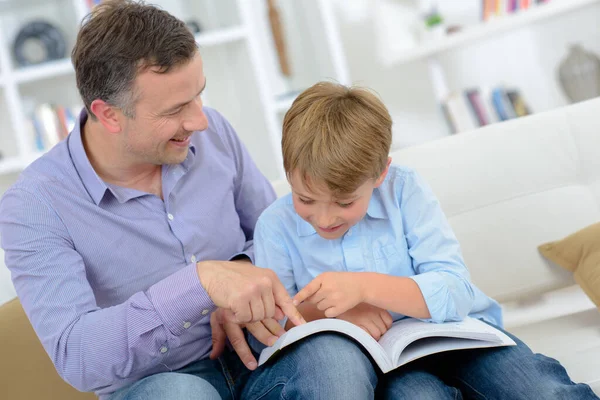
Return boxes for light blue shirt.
[254,164,502,327]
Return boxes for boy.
[251,82,598,399]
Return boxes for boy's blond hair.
[282,81,392,196]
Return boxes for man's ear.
[375,157,392,188]
[89,99,123,134]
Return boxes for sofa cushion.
[538,222,600,308]
[0,298,96,399]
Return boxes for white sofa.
[272,98,600,393]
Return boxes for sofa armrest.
[0,298,96,399]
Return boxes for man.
[0,1,305,398]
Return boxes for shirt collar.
[366,188,388,219]
[68,109,109,205]
[296,214,317,237]
[68,108,197,205]
[295,188,388,237]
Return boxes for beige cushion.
[0,298,96,399]
[538,222,600,308]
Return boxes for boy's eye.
[299,197,314,205]
[337,202,354,208]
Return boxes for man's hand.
[293,272,366,318]
[197,260,305,326]
[210,308,286,370]
[337,303,393,340]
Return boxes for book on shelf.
[482,0,550,22]
[259,316,516,373]
[29,103,81,152]
[441,86,530,134]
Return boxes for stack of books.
[441,87,531,134]
[482,0,551,21]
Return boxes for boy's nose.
[315,214,337,228]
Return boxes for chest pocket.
[373,240,411,274]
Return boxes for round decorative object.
[12,20,67,67]
[557,44,600,103]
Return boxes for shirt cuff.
[147,263,216,336]
[409,273,448,323]
[230,240,255,263]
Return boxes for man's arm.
[0,188,302,391]
[0,188,214,392]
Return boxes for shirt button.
[183,321,191,329]
[201,309,210,316]
[159,346,168,354]
[347,230,352,237]
[190,255,197,263]
[167,213,174,221]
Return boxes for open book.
[258,316,516,373]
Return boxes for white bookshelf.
[194,25,248,47]
[12,58,74,84]
[382,0,600,67]
[0,0,351,182]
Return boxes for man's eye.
[337,202,354,208]
[167,109,181,116]
[299,198,314,205]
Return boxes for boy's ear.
[374,157,392,188]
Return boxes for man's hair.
[282,81,392,196]
[71,0,197,119]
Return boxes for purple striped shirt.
[0,108,276,397]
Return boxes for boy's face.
[290,158,391,240]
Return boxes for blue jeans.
[111,324,598,400]
[243,323,599,400]
[376,326,598,399]
[109,348,252,400]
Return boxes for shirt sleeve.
[398,170,475,323]
[0,188,216,392]
[215,112,277,263]
[254,216,297,297]
[250,215,296,350]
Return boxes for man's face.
[119,52,208,165]
[289,170,380,240]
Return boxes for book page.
[395,336,515,368]
[258,318,393,372]
[378,317,514,366]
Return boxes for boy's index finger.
[293,278,321,306]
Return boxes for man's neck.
[82,119,163,198]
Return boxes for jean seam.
[249,381,287,400]
[217,356,236,400]
[454,377,488,400]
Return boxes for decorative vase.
[557,44,600,103]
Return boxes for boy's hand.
[293,272,365,317]
[337,303,393,340]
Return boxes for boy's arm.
[394,170,475,323]
[360,274,430,319]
